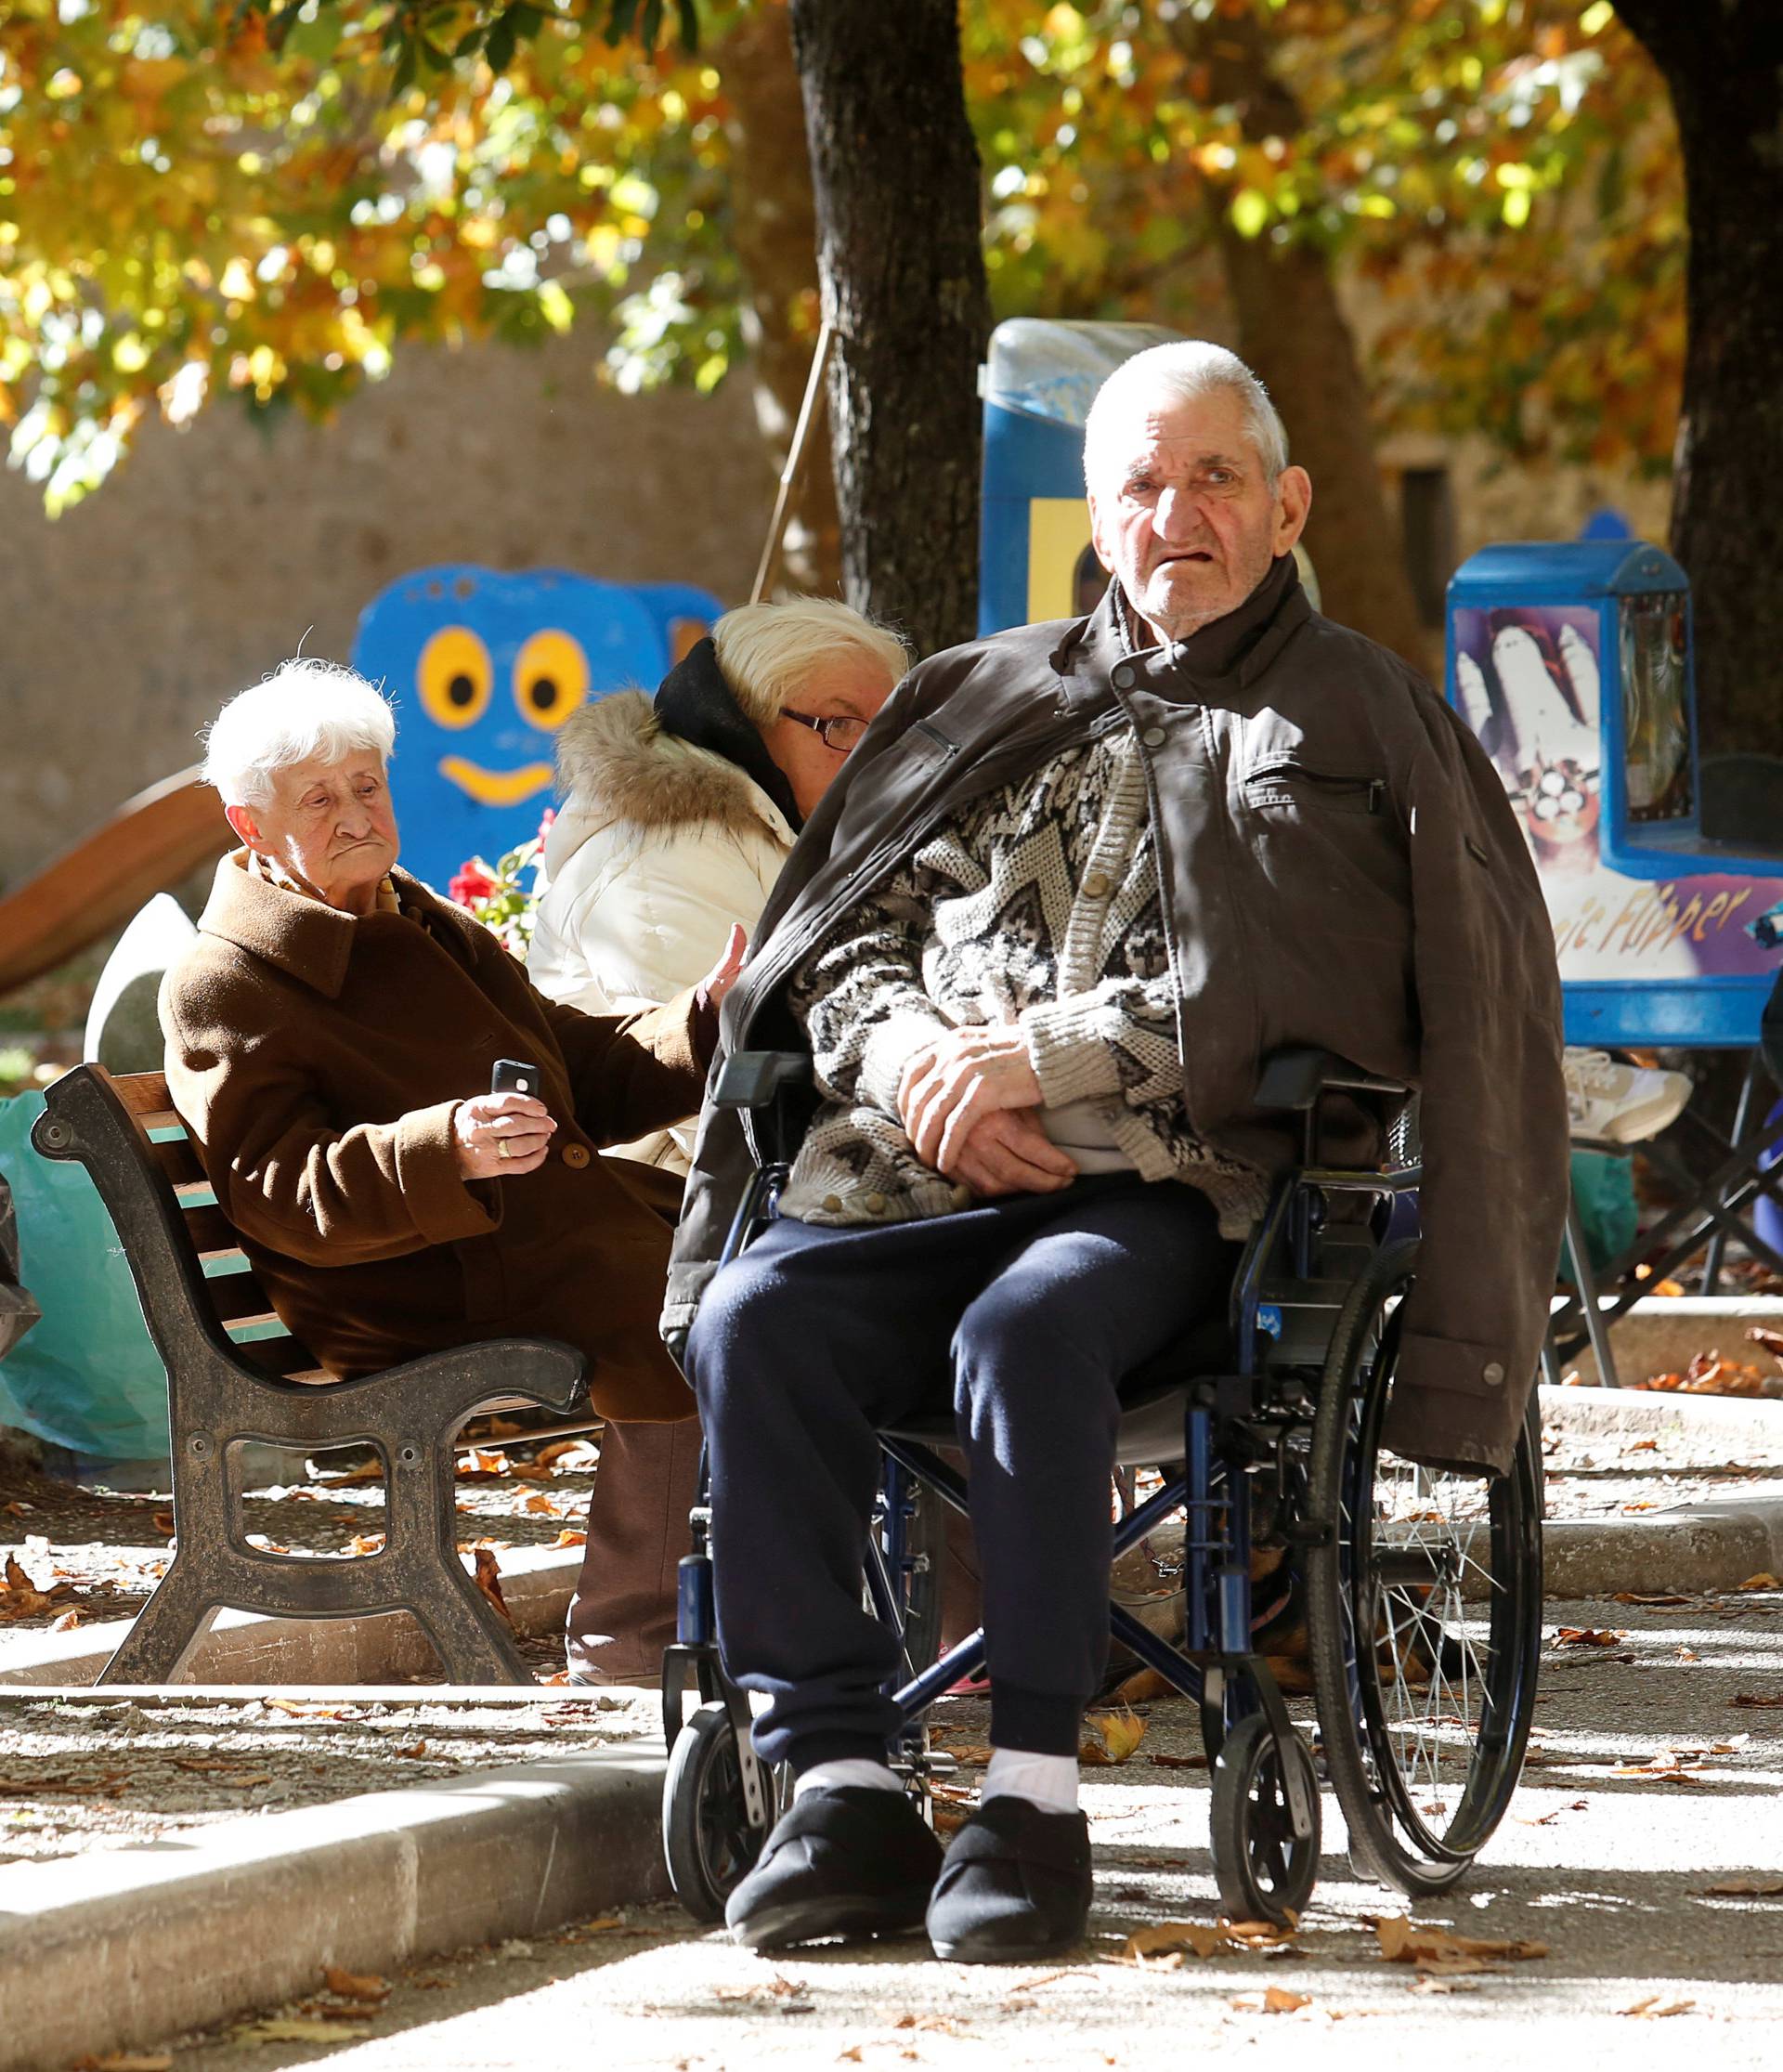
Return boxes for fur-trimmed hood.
[544,690,793,879]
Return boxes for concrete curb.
[1543,1501,1783,1596]
[0,1544,582,1688]
[1539,1380,1783,1452]
[0,1744,670,2072]
[1553,1294,1783,1388]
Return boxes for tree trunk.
[717,3,841,596]
[1168,8,1431,673]
[1613,0,1783,758]
[787,0,992,658]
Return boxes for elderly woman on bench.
[162,659,739,1629]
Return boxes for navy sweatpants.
[684,1175,1238,1769]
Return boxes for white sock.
[793,1757,902,1800]
[982,1748,1080,1814]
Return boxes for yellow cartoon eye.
[514,629,590,732]
[417,626,492,730]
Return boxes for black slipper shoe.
[925,1796,1092,1963]
[725,1786,944,1951]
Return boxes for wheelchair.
[660,1047,1543,1928]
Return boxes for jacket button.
[1142,725,1167,749]
[562,1143,591,1169]
[1481,1360,1505,1387]
[865,1192,888,1214]
[823,1192,844,1214]
[1112,662,1136,690]
[1083,871,1111,900]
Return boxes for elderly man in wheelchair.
[660,341,1568,1962]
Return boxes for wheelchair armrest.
[1255,1045,1408,1112]
[713,1049,813,1113]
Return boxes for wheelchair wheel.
[1208,1714,1321,1925]
[663,1701,780,1923]
[1306,1240,1542,1897]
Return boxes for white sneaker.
[1563,1049,1692,1143]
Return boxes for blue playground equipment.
[352,565,722,894]
[1445,541,1783,1049]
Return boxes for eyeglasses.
[782,709,870,753]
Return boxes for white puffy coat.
[530,691,795,1170]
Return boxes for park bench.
[30,1063,592,1684]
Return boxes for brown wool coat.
[160,854,704,1421]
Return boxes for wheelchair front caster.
[663,1701,783,1922]
[1209,1714,1321,1925]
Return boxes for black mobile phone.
[490,1059,542,1099]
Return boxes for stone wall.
[0,334,773,893]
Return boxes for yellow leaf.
[236,2018,372,2043]
[1079,1707,1146,1765]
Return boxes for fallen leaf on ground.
[1621,1997,1695,2017]
[150,1512,175,1535]
[236,2018,373,2043]
[896,2013,965,2033]
[1623,1438,1659,1453]
[1149,1752,1207,1769]
[716,1975,810,2010]
[1080,1708,1147,1766]
[536,1439,599,1470]
[458,1448,512,1478]
[74,2055,175,2070]
[550,1528,587,1547]
[319,1460,384,1486]
[261,1698,348,1719]
[1553,1627,1625,1648]
[1373,1917,1546,1966]
[1614,1592,1692,1606]
[1737,1573,1782,1591]
[323,1966,389,2000]
[1731,1693,1783,1708]
[1229,1987,1310,2014]
[507,1460,553,1481]
[49,1609,82,1631]
[1700,1878,1783,1896]
[1409,1974,1479,1996]
[1121,1918,1295,1964]
[1519,1799,1590,1826]
[468,1545,511,1623]
[345,1533,385,1557]
[392,1740,427,1759]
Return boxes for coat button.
[823,1192,844,1214]
[865,1192,888,1214]
[1142,725,1167,749]
[1083,871,1111,900]
[1482,1360,1505,1387]
[1112,662,1136,690]
[562,1143,591,1169]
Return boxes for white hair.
[1084,341,1289,492]
[712,596,910,727]
[201,658,396,810]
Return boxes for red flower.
[449,862,496,907]
[537,806,557,838]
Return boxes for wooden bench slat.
[182,1204,235,1253]
[156,1138,209,1188]
[207,1274,278,1327]
[112,1073,174,1117]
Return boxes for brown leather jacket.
[668,556,1567,1474]
[164,854,706,1421]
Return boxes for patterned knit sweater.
[779,723,1268,1238]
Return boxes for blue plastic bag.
[0,1090,170,1459]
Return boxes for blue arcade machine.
[1445,541,1783,1050]
[977,319,1322,638]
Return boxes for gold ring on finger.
[496,1136,513,1161]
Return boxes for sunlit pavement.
[168,1591,1783,2072]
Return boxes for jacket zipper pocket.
[1245,760,1384,814]
[911,720,959,762]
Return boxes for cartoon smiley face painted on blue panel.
[351,565,719,893]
